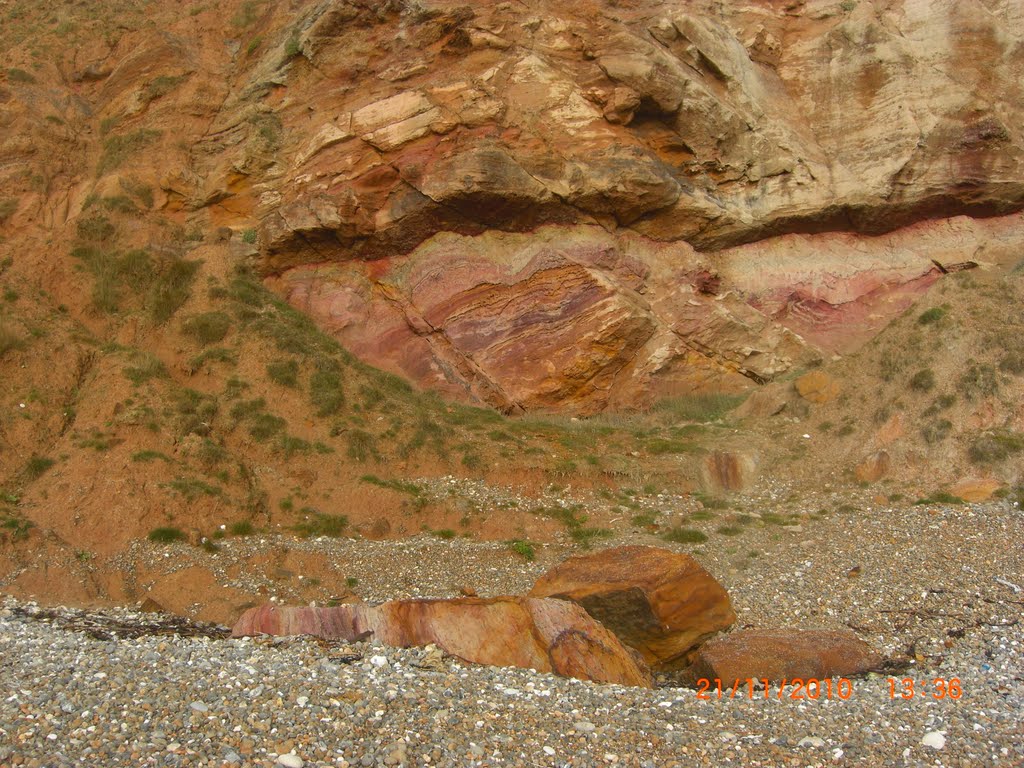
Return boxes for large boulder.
[528,545,735,667]
[683,629,882,684]
[232,597,652,688]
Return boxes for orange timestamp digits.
[888,677,963,700]
[696,678,854,700]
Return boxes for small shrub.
[631,513,656,528]
[232,0,261,26]
[248,413,286,441]
[166,477,222,500]
[279,434,312,458]
[148,259,200,324]
[284,31,301,58]
[310,369,344,416]
[7,68,36,84]
[241,228,258,244]
[123,355,168,385]
[229,520,255,536]
[761,512,800,526]
[294,512,349,538]
[0,322,25,358]
[432,528,457,540]
[914,492,964,506]
[2,514,34,542]
[196,439,227,467]
[360,474,422,497]
[958,362,998,400]
[346,576,359,588]
[646,438,699,455]
[132,450,173,463]
[148,527,186,544]
[716,525,744,536]
[347,430,379,462]
[230,397,265,421]
[662,527,708,544]
[998,350,1024,375]
[267,359,299,387]
[98,130,161,175]
[25,456,55,480]
[246,36,263,56]
[909,369,936,392]
[921,419,953,444]
[507,539,536,561]
[0,198,17,223]
[189,347,237,371]
[968,430,1024,464]
[693,491,728,510]
[917,307,946,325]
[461,452,484,471]
[182,312,231,345]
[75,215,116,242]
[142,74,185,103]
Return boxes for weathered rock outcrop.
[682,629,883,684]
[232,597,653,688]
[243,0,1024,412]
[5,0,1024,412]
[529,545,735,666]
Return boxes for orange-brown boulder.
[684,629,881,684]
[528,545,735,667]
[795,371,841,404]
[854,450,891,483]
[948,477,1002,502]
[232,597,652,688]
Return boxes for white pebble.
[277,755,304,768]
[798,737,826,748]
[543,746,556,756]
[370,655,389,668]
[921,731,946,750]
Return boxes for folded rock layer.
[232,597,653,688]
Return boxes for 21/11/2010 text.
[696,678,853,700]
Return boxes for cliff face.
[4,0,1024,412]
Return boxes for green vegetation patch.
[360,474,423,497]
[98,129,161,175]
[507,539,536,561]
[968,430,1024,464]
[294,512,348,538]
[182,312,231,345]
[267,359,299,387]
[148,527,186,544]
[662,527,708,544]
[917,307,947,325]
[24,455,55,480]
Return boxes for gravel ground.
[1,498,1022,767]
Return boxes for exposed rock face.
[232,597,652,688]
[5,0,1024,412]
[683,629,882,684]
[528,546,735,667]
[248,0,1024,412]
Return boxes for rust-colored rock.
[685,629,882,684]
[854,450,892,483]
[232,597,652,688]
[795,371,841,404]
[948,478,1002,502]
[528,546,734,667]
[703,451,758,492]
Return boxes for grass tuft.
[148,527,186,544]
